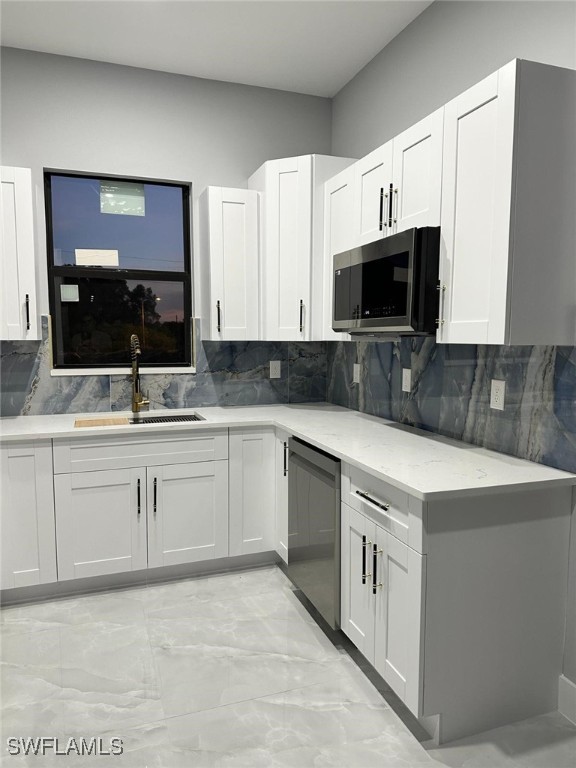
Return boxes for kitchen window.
[45,171,192,369]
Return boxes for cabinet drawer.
[53,429,228,474]
[342,464,424,553]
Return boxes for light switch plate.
[353,363,361,384]
[490,379,506,410]
[402,368,412,392]
[269,361,281,379]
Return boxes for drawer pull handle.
[25,294,31,331]
[283,441,288,477]
[372,543,383,594]
[356,490,390,512]
[299,299,304,334]
[361,535,372,584]
[137,478,141,515]
[153,477,158,516]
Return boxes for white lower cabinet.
[229,428,275,556]
[147,461,228,568]
[54,468,148,580]
[0,441,57,589]
[55,461,229,580]
[341,501,424,714]
[52,430,230,581]
[275,429,289,563]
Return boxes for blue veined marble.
[0,340,42,417]
[0,318,111,416]
[1,318,327,416]
[288,342,327,403]
[111,340,290,412]
[326,339,576,473]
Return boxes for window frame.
[44,169,193,370]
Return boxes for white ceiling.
[0,0,433,97]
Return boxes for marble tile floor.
[1,565,575,767]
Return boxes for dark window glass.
[45,172,191,368]
[53,276,186,366]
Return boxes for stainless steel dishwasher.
[287,437,341,629]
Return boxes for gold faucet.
[130,334,150,415]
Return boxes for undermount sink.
[74,413,206,428]
[129,413,205,424]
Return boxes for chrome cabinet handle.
[372,543,383,594]
[379,188,388,231]
[299,300,304,333]
[216,301,222,333]
[361,535,372,584]
[387,183,394,228]
[137,478,141,515]
[25,294,30,331]
[393,188,398,225]
[283,442,288,477]
[356,490,390,512]
[435,283,446,329]
[153,477,157,516]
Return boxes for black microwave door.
[358,250,411,326]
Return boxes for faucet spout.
[130,334,150,415]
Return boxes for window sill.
[50,366,197,377]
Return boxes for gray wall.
[332,0,576,157]
[0,47,332,317]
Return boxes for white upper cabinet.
[322,166,354,340]
[199,186,259,340]
[438,59,576,345]
[352,142,393,245]
[0,166,40,340]
[250,156,312,340]
[350,110,443,246]
[249,154,354,341]
[391,108,443,234]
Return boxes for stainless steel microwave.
[332,227,440,335]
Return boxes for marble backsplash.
[0,318,327,417]
[326,338,576,474]
[2,320,574,475]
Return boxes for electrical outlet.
[269,361,281,379]
[490,379,506,411]
[353,363,361,384]
[402,368,412,393]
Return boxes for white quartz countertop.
[1,404,574,500]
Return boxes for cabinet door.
[229,429,275,556]
[322,167,353,340]
[0,167,39,340]
[147,461,228,568]
[391,108,444,234]
[263,156,312,340]
[352,142,393,246]
[438,62,516,344]
[0,442,57,589]
[205,187,259,340]
[275,430,289,563]
[54,468,147,580]
[340,503,376,663]
[373,526,425,716]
